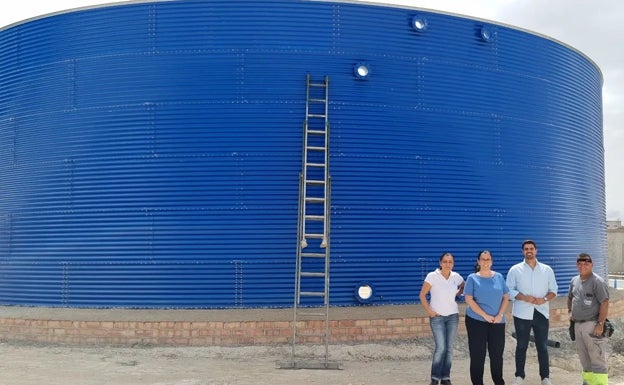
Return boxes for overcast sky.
[1,0,622,220]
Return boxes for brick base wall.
[1,289,623,346]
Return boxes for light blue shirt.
[506,260,558,320]
[465,272,509,323]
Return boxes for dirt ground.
[1,327,623,385]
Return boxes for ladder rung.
[309,98,326,103]
[309,82,326,87]
[300,272,326,277]
[307,130,326,135]
[305,179,325,185]
[308,114,326,118]
[304,233,324,239]
[300,291,325,297]
[306,162,325,168]
[305,215,325,221]
[305,197,325,203]
[301,252,326,258]
[306,146,325,151]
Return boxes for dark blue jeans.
[513,309,550,380]
[465,315,506,385]
[429,313,459,380]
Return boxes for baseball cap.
[577,254,592,263]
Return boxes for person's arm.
[457,281,465,297]
[505,268,519,301]
[464,294,495,323]
[493,293,509,323]
[536,291,555,305]
[515,292,537,303]
[542,266,558,304]
[544,292,556,301]
[593,299,609,336]
[567,279,579,320]
[507,266,540,303]
[419,281,437,317]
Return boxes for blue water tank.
[0,0,604,308]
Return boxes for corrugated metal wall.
[0,0,604,308]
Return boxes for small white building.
[607,220,624,273]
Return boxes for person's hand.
[493,314,503,323]
[593,323,604,337]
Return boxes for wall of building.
[608,224,624,273]
[1,289,622,346]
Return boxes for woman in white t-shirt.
[419,252,465,385]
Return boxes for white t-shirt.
[424,269,464,316]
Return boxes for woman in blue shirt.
[464,250,510,385]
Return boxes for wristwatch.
[597,321,604,325]
[543,297,548,302]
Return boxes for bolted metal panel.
[0,0,604,308]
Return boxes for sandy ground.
[1,327,623,385]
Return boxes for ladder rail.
[321,77,331,365]
[321,76,330,249]
[282,74,336,369]
[291,173,305,360]
[299,74,312,249]
[322,176,331,365]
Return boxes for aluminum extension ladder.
[278,75,339,370]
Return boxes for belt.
[574,319,597,323]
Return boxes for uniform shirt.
[569,272,609,321]
[506,260,558,320]
[464,271,509,323]
[424,269,464,316]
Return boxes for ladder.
[279,75,338,369]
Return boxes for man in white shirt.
[506,240,558,385]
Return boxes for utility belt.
[570,318,614,339]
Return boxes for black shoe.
[441,380,452,385]
[430,380,439,385]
